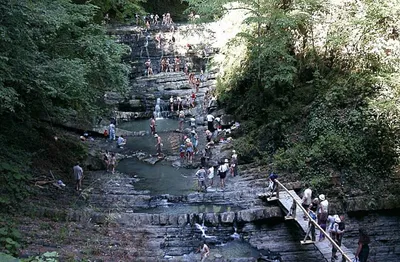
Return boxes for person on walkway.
[73,162,84,191]
[178,110,185,131]
[301,184,312,220]
[150,116,156,135]
[285,198,297,219]
[206,114,214,132]
[318,208,328,242]
[318,194,329,226]
[109,153,117,174]
[154,134,162,157]
[303,204,317,242]
[117,135,126,149]
[217,159,229,189]
[330,215,346,262]
[195,166,207,192]
[355,228,370,262]
[230,150,238,177]
[266,173,279,198]
[109,122,116,141]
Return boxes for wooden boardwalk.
[277,190,355,262]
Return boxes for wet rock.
[204,213,219,226]
[172,160,182,168]
[237,207,281,222]
[220,212,235,224]
[143,156,163,165]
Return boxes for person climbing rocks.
[195,166,207,192]
[154,134,162,157]
[206,113,214,132]
[150,116,156,135]
[197,241,210,261]
[73,162,84,191]
[205,129,212,143]
[190,130,198,155]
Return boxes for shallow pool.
[117,158,196,195]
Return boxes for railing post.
[274,180,352,262]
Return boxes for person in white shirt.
[206,114,214,132]
[117,135,126,148]
[302,184,312,219]
[218,159,229,189]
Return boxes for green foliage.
[0,218,21,256]
[0,0,128,207]
[87,0,146,22]
[188,0,400,193]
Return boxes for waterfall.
[194,222,216,239]
[154,98,162,119]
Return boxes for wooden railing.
[274,180,352,262]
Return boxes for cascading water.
[154,98,162,119]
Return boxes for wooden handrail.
[274,179,352,262]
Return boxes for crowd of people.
[281,185,371,262]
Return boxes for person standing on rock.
[207,165,215,188]
[217,159,229,190]
[150,116,156,135]
[103,150,110,172]
[230,150,238,177]
[195,166,207,192]
[109,153,117,174]
[178,110,185,131]
[109,122,116,141]
[73,162,84,191]
[185,138,194,163]
[301,184,312,220]
[169,95,174,112]
[154,134,162,157]
[177,96,182,111]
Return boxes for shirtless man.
[150,116,156,135]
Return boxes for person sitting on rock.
[117,135,126,148]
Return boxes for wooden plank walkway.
[277,190,355,262]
